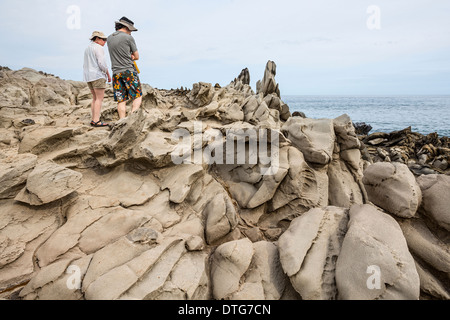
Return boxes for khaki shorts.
[87,78,107,90]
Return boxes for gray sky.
[1,0,449,95]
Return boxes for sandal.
[90,120,110,127]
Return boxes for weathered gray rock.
[397,218,450,276]
[188,82,215,107]
[117,238,207,300]
[271,147,322,211]
[19,127,77,155]
[256,61,280,98]
[20,255,93,300]
[336,204,420,300]
[363,162,422,218]
[0,200,62,293]
[90,166,160,208]
[415,261,450,300]
[0,153,37,199]
[416,174,450,231]
[130,130,176,168]
[21,236,210,300]
[278,207,349,300]
[328,156,365,208]
[203,193,238,245]
[160,164,204,204]
[211,239,288,300]
[30,77,76,107]
[98,109,147,167]
[333,114,361,151]
[1,64,445,301]
[282,117,335,165]
[15,161,82,206]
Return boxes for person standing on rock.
[83,31,112,127]
[107,17,143,119]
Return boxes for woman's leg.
[90,89,97,122]
[92,88,105,123]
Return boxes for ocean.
[283,95,450,138]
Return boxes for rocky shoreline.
[357,125,450,176]
[0,63,448,300]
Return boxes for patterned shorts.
[113,70,143,102]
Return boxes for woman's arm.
[94,45,109,75]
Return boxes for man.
[107,17,142,119]
[83,31,112,127]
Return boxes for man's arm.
[129,36,139,61]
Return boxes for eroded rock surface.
[0,63,447,300]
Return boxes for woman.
[83,31,112,127]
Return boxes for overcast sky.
[0,0,449,95]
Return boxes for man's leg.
[113,73,128,120]
[117,101,127,119]
[130,71,143,114]
[131,96,142,113]
[93,88,105,123]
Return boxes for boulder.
[282,117,335,165]
[0,200,62,292]
[416,174,450,231]
[211,239,288,300]
[160,164,204,204]
[328,156,365,208]
[363,162,422,218]
[203,193,238,245]
[0,153,37,199]
[19,127,77,155]
[336,204,420,300]
[98,109,147,167]
[278,207,349,300]
[271,147,322,211]
[333,114,361,151]
[15,161,82,206]
[397,218,450,276]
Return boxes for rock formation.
[360,126,450,176]
[0,63,448,300]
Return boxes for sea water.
[283,95,450,137]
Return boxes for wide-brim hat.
[115,16,138,32]
[90,31,107,40]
